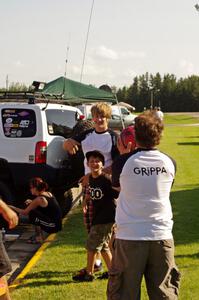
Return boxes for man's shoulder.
[73,128,94,141]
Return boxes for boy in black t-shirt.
[73,150,118,282]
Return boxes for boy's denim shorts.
[86,223,114,252]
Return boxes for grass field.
[11,114,199,300]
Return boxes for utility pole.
[6,75,9,90]
[150,89,153,110]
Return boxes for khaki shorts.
[86,223,113,252]
[107,239,181,300]
[0,232,12,277]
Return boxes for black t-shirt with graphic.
[89,174,118,226]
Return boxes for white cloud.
[120,50,146,59]
[123,69,137,78]
[92,46,146,61]
[13,60,24,67]
[71,63,113,78]
[94,46,119,60]
[179,59,194,75]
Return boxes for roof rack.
[0,91,71,105]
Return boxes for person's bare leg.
[101,250,112,271]
[86,250,97,274]
[95,251,102,267]
[35,226,44,242]
[0,276,11,300]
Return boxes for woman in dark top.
[11,177,62,243]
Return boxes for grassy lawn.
[164,113,199,125]
[11,115,199,300]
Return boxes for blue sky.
[0,0,198,88]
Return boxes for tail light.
[79,114,85,120]
[35,141,47,164]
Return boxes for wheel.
[63,189,74,216]
[53,188,74,217]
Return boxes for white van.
[0,94,83,213]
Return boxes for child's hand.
[82,198,88,214]
[82,204,88,214]
[25,199,32,206]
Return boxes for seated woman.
[11,177,62,243]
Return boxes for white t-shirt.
[114,149,176,240]
[74,129,118,174]
[156,110,164,120]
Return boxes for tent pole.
[114,93,125,130]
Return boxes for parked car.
[0,93,84,215]
[76,103,136,131]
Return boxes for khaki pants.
[107,239,181,300]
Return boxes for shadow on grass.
[184,136,199,139]
[14,279,74,290]
[177,142,199,146]
[175,252,199,260]
[171,185,199,245]
[25,270,70,279]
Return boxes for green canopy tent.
[41,76,116,104]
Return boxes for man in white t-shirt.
[63,102,119,177]
[107,111,180,300]
[155,107,164,120]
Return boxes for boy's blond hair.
[91,102,112,119]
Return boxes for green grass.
[11,115,199,300]
[164,113,199,125]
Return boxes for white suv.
[0,93,83,214]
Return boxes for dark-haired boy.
[73,150,118,282]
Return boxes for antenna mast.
[80,0,95,83]
[63,35,71,96]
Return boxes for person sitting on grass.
[73,150,119,282]
[10,177,62,244]
[0,198,18,300]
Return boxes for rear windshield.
[46,109,78,138]
[1,108,36,138]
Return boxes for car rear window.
[1,108,36,138]
[46,109,78,138]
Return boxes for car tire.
[53,188,74,217]
[63,189,74,216]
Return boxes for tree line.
[116,72,199,112]
[1,73,199,112]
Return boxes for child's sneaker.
[72,270,94,282]
[75,262,102,276]
[97,271,109,280]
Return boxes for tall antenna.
[80,0,95,83]
[63,35,71,97]
[64,41,70,78]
